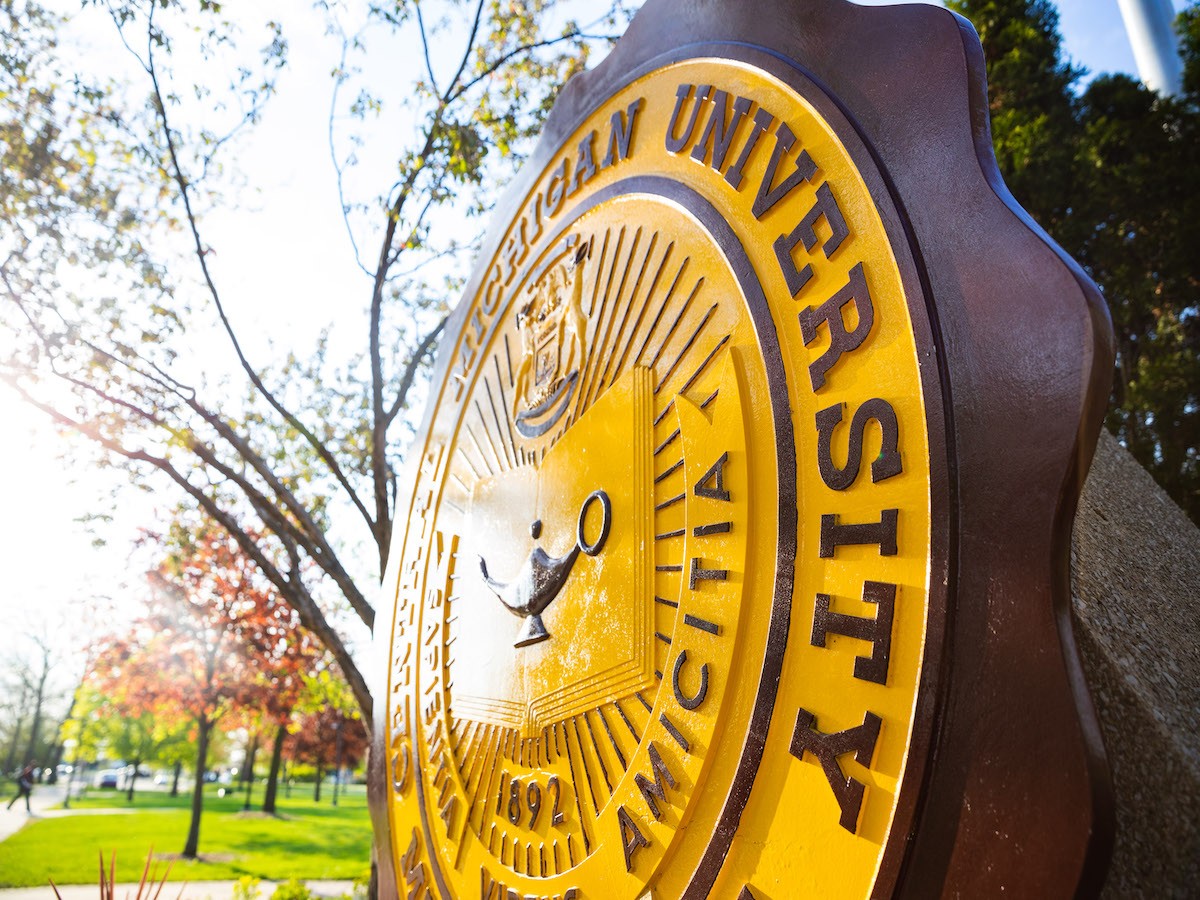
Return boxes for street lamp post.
[243,734,258,811]
[62,740,77,810]
[331,718,344,808]
[1117,0,1185,95]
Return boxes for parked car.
[93,769,120,789]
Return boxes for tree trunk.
[313,762,322,803]
[46,733,66,785]
[183,716,211,859]
[4,714,23,773]
[241,733,258,785]
[46,678,83,786]
[23,649,51,766]
[171,761,182,797]
[262,722,286,814]
[126,758,141,803]
[242,732,259,810]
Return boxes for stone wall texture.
[1072,429,1200,898]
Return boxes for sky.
[0,0,1187,695]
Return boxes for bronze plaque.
[369,1,1114,897]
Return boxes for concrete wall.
[1072,429,1200,898]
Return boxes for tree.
[1072,70,1199,517]
[18,635,52,772]
[70,687,188,803]
[91,520,283,858]
[1,674,32,776]
[253,633,323,816]
[224,602,323,815]
[1,0,632,725]
[950,0,1200,521]
[282,659,365,803]
[0,631,66,777]
[949,0,1083,234]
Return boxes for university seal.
[370,1,1114,897]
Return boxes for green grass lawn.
[0,784,372,887]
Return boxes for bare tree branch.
[447,30,619,105]
[414,0,439,97]
[2,377,374,722]
[444,0,487,104]
[383,316,447,428]
[142,15,376,534]
[327,26,375,278]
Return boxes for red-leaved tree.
[239,600,323,815]
[286,664,368,803]
[94,521,284,858]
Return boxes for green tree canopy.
[950,0,1199,521]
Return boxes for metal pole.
[63,749,75,810]
[332,719,344,808]
[1117,0,1184,95]
[242,734,257,810]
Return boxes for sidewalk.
[0,881,356,900]
[0,782,66,843]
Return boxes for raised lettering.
[752,122,817,219]
[672,649,709,710]
[503,220,530,285]
[526,193,544,256]
[401,830,422,876]
[693,450,730,500]
[659,712,691,752]
[401,830,430,900]
[570,132,598,195]
[774,181,850,297]
[725,107,774,190]
[798,262,875,391]
[452,340,479,400]
[689,90,753,173]
[819,509,898,557]
[617,805,651,871]
[545,158,568,217]
[391,744,411,794]
[789,709,882,833]
[688,558,728,589]
[602,98,642,168]
[438,791,458,831]
[423,690,442,723]
[482,261,505,315]
[811,581,897,684]
[815,398,902,490]
[634,742,679,820]
[665,84,712,154]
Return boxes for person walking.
[6,763,36,813]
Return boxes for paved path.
[0,782,67,843]
[0,881,356,900]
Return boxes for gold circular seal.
[382,53,939,900]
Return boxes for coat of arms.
[512,240,587,437]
